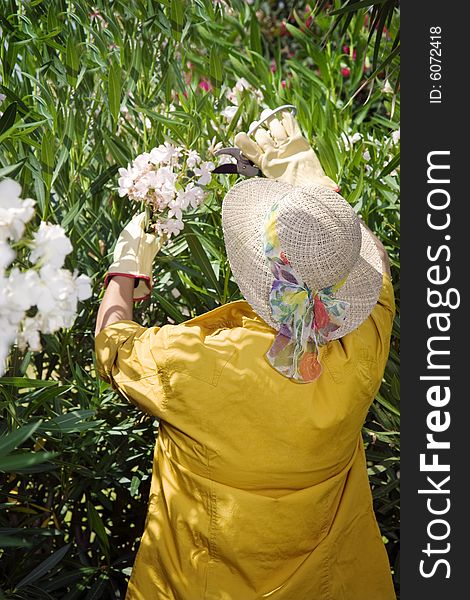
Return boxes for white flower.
[167,197,183,221]
[16,316,42,352]
[0,178,36,242]
[234,77,250,93]
[189,185,205,208]
[383,79,393,94]
[207,136,223,156]
[0,178,90,369]
[117,166,135,197]
[145,117,152,129]
[392,129,400,145]
[363,150,371,161]
[5,268,39,314]
[217,154,237,166]
[194,161,214,186]
[36,266,77,332]
[226,88,238,104]
[221,105,238,122]
[150,142,180,165]
[187,150,201,168]
[133,152,151,171]
[74,273,92,301]
[29,222,73,268]
[0,318,18,376]
[350,132,363,144]
[0,241,15,271]
[158,218,184,237]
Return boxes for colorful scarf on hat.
[263,201,350,383]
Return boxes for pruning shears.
[212,104,297,177]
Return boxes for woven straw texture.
[222,178,383,339]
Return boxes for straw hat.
[221,178,384,340]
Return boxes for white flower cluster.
[0,178,92,375]
[221,77,264,122]
[117,143,214,237]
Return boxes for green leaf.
[61,197,87,229]
[90,164,119,195]
[87,502,110,558]
[250,15,262,55]
[0,422,41,457]
[331,0,388,16]
[170,0,185,40]
[0,102,17,135]
[153,292,185,323]
[185,228,221,296]
[37,411,100,434]
[40,130,55,197]
[209,44,222,85]
[0,377,59,388]
[65,36,81,87]
[16,544,71,588]
[0,160,26,178]
[379,153,400,179]
[102,131,130,166]
[108,62,122,124]
[0,451,56,473]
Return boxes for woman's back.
[95,273,396,599]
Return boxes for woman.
[95,112,396,600]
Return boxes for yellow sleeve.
[94,320,171,418]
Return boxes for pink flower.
[281,80,287,89]
[198,79,211,92]
[270,60,277,73]
[341,67,351,78]
[342,45,357,59]
[280,21,288,36]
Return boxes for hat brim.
[222,178,384,339]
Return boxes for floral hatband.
[262,200,350,383]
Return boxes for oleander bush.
[0,1,400,597]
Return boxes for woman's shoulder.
[178,299,273,335]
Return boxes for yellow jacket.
[95,273,396,600]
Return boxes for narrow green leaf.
[87,502,110,557]
[0,102,17,135]
[108,62,122,124]
[16,544,70,588]
[331,0,388,16]
[379,153,400,179]
[0,451,56,473]
[250,15,262,55]
[0,377,59,388]
[153,292,185,323]
[102,131,130,166]
[209,45,222,85]
[185,229,221,296]
[0,160,26,178]
[61,198,87,229]
[40,130,55,194]
[0,422,41,457]
[65,36,81,87]
[170,0,185,40]
[90,164,119,195]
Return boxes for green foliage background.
[0,0,400,597]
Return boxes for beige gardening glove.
[234,110,339,191]
[104,212,166,301]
